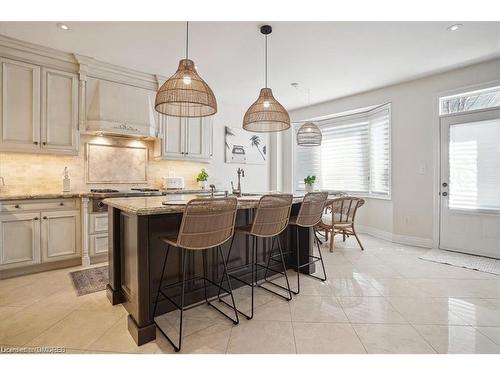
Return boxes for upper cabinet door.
[0,58,40,152]
[41,68,79,154]
[160,115,186,159]
[185,117,205,159]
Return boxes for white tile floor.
[1,234,499,354]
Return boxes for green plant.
[196,169,209,182]
[304,175,316,185]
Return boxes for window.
[449,118,500,211]
[440,86,500,115]
[293,103,391,198]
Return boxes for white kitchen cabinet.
[0,213,41,269]
[0,57,41,153]
[41,209,80,262]
[0,58,79,155]
[41,68,79,154]
[0,198,81,274]
[154,115,213,162]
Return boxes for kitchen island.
[104,194,317,345]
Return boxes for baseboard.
[356,224,393,242]
[356,224,433,249]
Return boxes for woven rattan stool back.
[250,194,293,237]
[295,191,329,227]
[177,197,238,250]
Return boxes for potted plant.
[196,169,209,189]
[304,175,316,193]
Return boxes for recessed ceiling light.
[447,23,462,31]
[57,23,70,31]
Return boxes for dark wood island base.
[104,195,315,346]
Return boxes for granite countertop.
[103,194,309,215]
[0,191,89,201]
[0,188,225,201]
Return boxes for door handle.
[43,216,48,220]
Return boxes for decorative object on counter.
[62,166,71,192]
[225,126,268,164]
[297,122,322,146]
[69,265,109,296]
[304,175,316,192]
[231,168,244,197]
[164,176,185,190]
[196,168,209,189]
[243,25,290,133]
[155,22,217,118]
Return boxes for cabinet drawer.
[89,213,108,234]
[90,233,108,256]
[0,199,77,213]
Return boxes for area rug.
[69,266,109,296]
[419,249,500,275]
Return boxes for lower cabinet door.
[0,213,41,269]
[41,210,80,262]
[90,233,108,257]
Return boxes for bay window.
[293,103,391,198]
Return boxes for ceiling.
[0,21,499,112]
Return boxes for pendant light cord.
[265,34,268,88]
[186,21,189,60]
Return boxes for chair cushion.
[321,213,353,227]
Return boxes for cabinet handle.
[43,216,47,220]
[59,202,64,206]
[42,142,46,146]
[14,204,20,208]
[34,217,39,220]
[33,141,38,145]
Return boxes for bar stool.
[282,191,329,294]
[152,197,239,352]
[219,194,294,320]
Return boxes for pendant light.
[296,122,322,146]
[296,87,322,146]
[155,22,217,117]
[243,25,290,132]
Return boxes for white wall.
[280,58,500,245]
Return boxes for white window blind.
[449,118,500,211]
[294,104,391,198]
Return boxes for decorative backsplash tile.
[0,135,205,193]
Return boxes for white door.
[41,68,79,154]
[0,213,41,269]
[40,210,80,262]
[0,58,41,152]
[439,108,500,258]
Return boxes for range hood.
[85,78,158,139]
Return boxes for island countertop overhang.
[103,194,312,215]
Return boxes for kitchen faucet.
[231,168,245,197]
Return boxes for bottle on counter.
[62,167,71,192]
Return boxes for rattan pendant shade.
[155,59,217,117]
[297,122,322,146]
[155,22,217,118]
[243,88,290,132]
[243,25,290,133]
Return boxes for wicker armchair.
[315,196,365,252]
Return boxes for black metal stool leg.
[216,245,239,324]
[314,232,328,282]
[153,244,170,317]
[295,226,301,295]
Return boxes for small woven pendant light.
[243,25,290,132]
[297,121,322,146]
[155,22,217,118]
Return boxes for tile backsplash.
[0,135,205,194]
